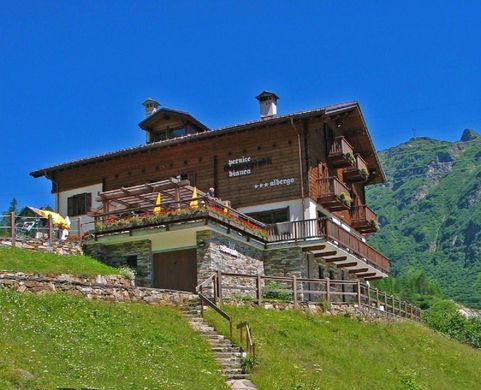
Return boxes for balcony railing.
[328,137,355,167]
[267,218,390,274]
[351,205,378,233]
[344,154,369,182]
[318,177,352,211]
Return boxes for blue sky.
[1,1,481,210]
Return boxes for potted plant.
[339,192,352,208]
[370,219,380,232]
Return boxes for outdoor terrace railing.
[202,271,421,322]
[0,212,85,246]
[267,218,390,274]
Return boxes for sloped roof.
[30,101,385,182]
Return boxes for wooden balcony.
[318,177,351,211]
[351,205,379,234]
[266,218,390,274]
[328,137,355,167]
[343,154,369,183]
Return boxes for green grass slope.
[0,290,227,389]
[206,305,481,390]
[366,132,481,308]
[0,246,118,276]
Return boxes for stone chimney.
[142,98,160,117]
[256,91,279,119]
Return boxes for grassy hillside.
[206,305,481,389]
[0,290,227,389]
[0,246,118,276]
[366,131,481,308]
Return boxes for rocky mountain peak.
[460,128,480,142]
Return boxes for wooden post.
[292,275,298,307]
[384,292,388,313]
[217,270,223,305]
[200,286,204,318]
[78,216,82,243]
[213,275,218,305]
[48,215,53,246]
[10,212,15,247]
[367,285,371,307]
[256,274,262,305]
[326,277,331,308]
[376,288,380,308]
[356,280,361,306]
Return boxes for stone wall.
[83,240,152,287]
[0,272,195,306]
[263,247,305,277]
[196,230,264,295]
[0,238,83,256]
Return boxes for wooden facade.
[32,101,385,233]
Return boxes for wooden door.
[153,249,197,292]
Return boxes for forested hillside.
[367,129,481,309]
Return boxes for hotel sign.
[224,155,272,178]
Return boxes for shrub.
[119,266,136,280]
[262,281,292,301]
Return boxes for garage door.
[153,249,197,292]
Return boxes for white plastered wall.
[56,183,103,234]
[238,199,305,221]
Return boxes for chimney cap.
[142,97,160,106]
[256,91,279,101]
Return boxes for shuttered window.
[67,193,92,216]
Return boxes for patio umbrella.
[189,187,199,210]
[33,208,70,229]
[153,193,162,215]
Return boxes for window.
[318,266,325,279]
[67,193,92,216]
[246,207,289,224]
[126,255,138,269]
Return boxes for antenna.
[412,128,417,139]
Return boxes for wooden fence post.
[10,212,16,247]
[217,270,223,305]
[292,275,298,307]
[213,275,218,305]
[356,280,361,306]
[376,288,380,308]
[367,285,371,307]
[48,215,53,246]
[326,277,331,308]
[256,274,262,305]
[78,216,82,243]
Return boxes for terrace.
[327,136,355,167]
[90,178,390,278]
[343,153,370,182]
[318,176,352,211]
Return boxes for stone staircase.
[182,300,256,389]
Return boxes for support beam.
[357,272,377,278]
[303,245,326,252]
[348,268,369,274]
[336,262,358,268]
[364,275,384,281]
[314,251,337,258]
[324,256,347,263]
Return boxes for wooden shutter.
[67,197,74,216]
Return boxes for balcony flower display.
[95,204,269,240]
[339,192,352,208]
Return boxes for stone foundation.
[0,272,195,306]
[197,230,264,295]
[0,238,83,256]
[83,240,152,286]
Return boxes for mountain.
[367,130,481,309]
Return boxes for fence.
[0,212,85,246]
[199,271,422,322]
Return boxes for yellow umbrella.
[153,193,162,215]
[189,187,199,210]
[35,208,70,229]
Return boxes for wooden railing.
[351,205,377,223]
[207,271,421,322]
[325,219,390,273]
[354,154,368,172]
[318,176,351,198]
[237,322,256,364]
[329,136,354,157]
[267,218,325,243]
